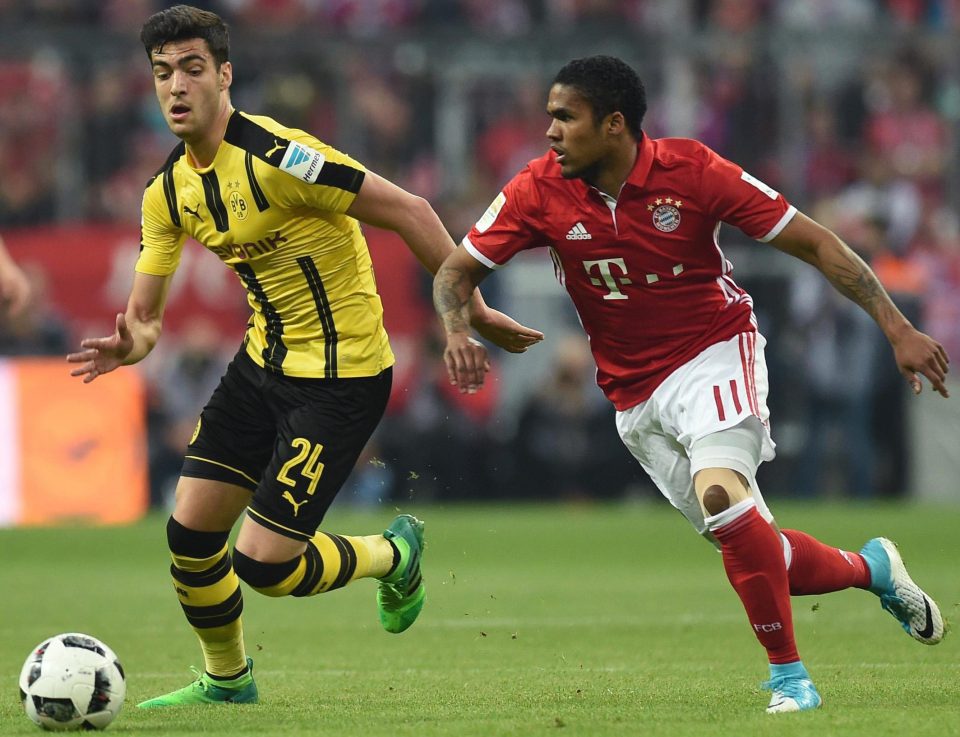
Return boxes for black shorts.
[182,350,392,541]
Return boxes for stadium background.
[1,0,959,521]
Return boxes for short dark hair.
[140,5,229,67]
[553,56,646,138]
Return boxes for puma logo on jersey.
[182,202,203,221]
[265,139,285,159]
[566,222,592,240]
[282,491,309,516]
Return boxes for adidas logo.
[566,222,592,240]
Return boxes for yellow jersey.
[137,110,395,379]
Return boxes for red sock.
[711,504,799,664]
[782,529,871,595]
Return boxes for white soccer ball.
[19,633,126,731]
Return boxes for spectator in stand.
[145,317,233,506]
[910,207,960,364]
[790,206,886,498]
[380,326,501,501]
[835,151,922,255]
[775,0,877,28]
[475,76,550,186]
[864,49,949,203]
[514,333,643,501]
[342,60,437,196]
[0,53,67,226]
[0,234,30,318]
[802,101,859,202]
[0,261,69,356]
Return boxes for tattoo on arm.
[824,244,901,330]
[433,265,472,334]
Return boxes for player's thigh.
[172,476,253,531]
[181,351,277,497]
[246,368,392,543]
[615,404,705,533]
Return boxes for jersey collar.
[624,133,654,189]
[582,134,653,203]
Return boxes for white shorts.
[615,332,777,534]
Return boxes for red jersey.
[463,135,796,410]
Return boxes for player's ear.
[606,111,625,136]
[219,61,233,91]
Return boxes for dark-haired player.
[434,55,948,713]
[68,4,541,708]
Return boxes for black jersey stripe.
[146,142,185,228]
[296,256,338,378]
[224,110,289,166]
[315,162,365,194]
[234,263,287,374]
[200,170,230,233]
[224,110,364,193]
[244,152,270,212]
[162,166,181,227]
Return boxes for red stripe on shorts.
[729,379,742,413]
[739,333,758,416]
[713,384,726,421]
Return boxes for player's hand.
[892,327,950,398]
[67,313,135,383]
[469,306,543,354]
[0,261,31,317]
[443,331,490,394]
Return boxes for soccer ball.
[19,633,126,731]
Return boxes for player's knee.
[702,484,732,515]
[232,549,296,596]
[166,516,229,558]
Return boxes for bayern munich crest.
[648,197,682,232]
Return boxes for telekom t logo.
[583,258,632,300]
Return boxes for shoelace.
[187,666,210,692]
[380,577,409,603]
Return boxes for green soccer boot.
[377,514,426,634]
[137,657,258,708]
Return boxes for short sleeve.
[698,146,796,242]
[463,168,542,269]
[267,131,366,215]
[136,180,187,276]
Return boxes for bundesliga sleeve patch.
[740,171,779,200]
[475,191,506,233]
[279,141,326,184]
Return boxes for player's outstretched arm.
[0,237,31,317]
[67,272,171,383]
[433,246,498,394]
[770,211,949,398]
[345,170,542,354]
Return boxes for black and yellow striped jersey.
[137,110,395,378]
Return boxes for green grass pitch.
[1,501,958,736]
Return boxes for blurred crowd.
[2,2,959,505]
